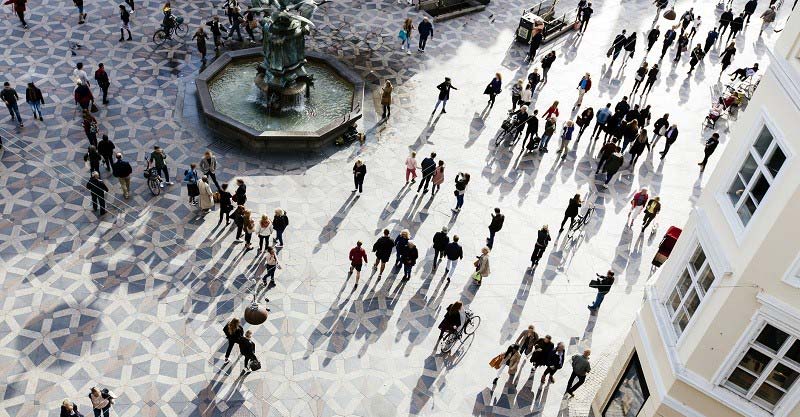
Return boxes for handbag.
[90,103,99,113]
[489,353,505,369]
[249,358,261,371]
[213,192,220,203]
[248,20,257,29]
[471,271,482,282]
[589,279,599,288]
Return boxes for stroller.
[652,226,682,268]
[495,111,525,146]
[704,90,745,128]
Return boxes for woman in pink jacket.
[405,151,418,184]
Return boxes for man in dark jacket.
[646,26,660,52]
[97,134,115,171]
[530,225,551,267]
[727,13,745,42]
[94,63,111,104]
[432,77,457,114]
[486,208,505,249]
[1,82,23,127]
[206,16,224,50]
[659,124,679,159]
[238,330,258,373]
[660,26,676,59]
[372,229,395,279]
[527,29,543,62]
[588,271,615,311]
[579,3,593,33]
[698,132,720,171]
[272,209,288,247]
[541,342,565,384]
[530,335,554,368]
[417,152,437,193]
[111,152,132,199]
[417,16,433,52]
[432,227,449,264]
[86,171,109,216]
[596,140,618,173]
[613,96,630,116]
[608,30,627,62]
[744,0,757,23]
[704,27,719,53]
[522,109,540,150]
[603,149,624,185]
[719,8,734,36]
[444,235,463,280]
[566,349,592,397]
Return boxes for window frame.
[664,245,717,337]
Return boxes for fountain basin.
[196,48,364,151]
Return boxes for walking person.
[60,399,82,417]
[417,152,436,193]
[111,153,132,199]
[573,73,591,109]
[660,26,676,60]
[233,206,246,242]
[592,103,611,139]
[719,8,734,37]
[565,349,592,397]
[222,317,243,363]
[417,16,433,52]
[432,77,457,114]
[703,27,719,53]
[86,171,109,216]
[82,109,98,146]
[558,120,575,157]
[529,335,554,374]
[401,241,419,280]
[472,247,490,286]
[727,13,745,42]
[620,119,638,153]
[262,246,279,285]
[490,344,522,386]
[352,159,366,194]
[628,129,650,167]
[432,160,445,194]
[541,342,566,384]
[522,109,540,150]
[516,325,539,364]
[559,194,582,234]
[540,51,556,83]
[74,81,94,111]
[527,27,543,61]
[238,330,258,373]
[687,15,702,42]
[674,32,690,62]
[405,151,418,184]
[631,62,648,95]
[510,79,523,111]
[193,26,209,62]
[217,183,233,225]
[432,227,449,265]
[272,208,288,247]
[400,18,413,52]
[698,132,720,171]
[484,73,502,108]
[538,116,557,152]
[602,147,624,186]
[184,164,200,206]
[233,179,247,206]
[97,134,116,171]
[452,172,470,212]
[84,145,101,174]
[608,29,627,63]
[94,64,111,105]
[1,82,23,127]
[659,124,679,159]
[720,42,737,76]
[88,387,115,417]
[760,6,777,36]
[642,63,659,95]
[530,225,551,267]
[575,107,594,141]
[200,150,221,190]
[198,177,213,212]
[348,240,368,287]
[257,214,273,251]
[646,25,660,52]
[73,0,86,24]
[627,188,649,227]
[244,9,257,43]
[372,229,394,279]
[227,6,244,42]
[579,2,593,33]
[744,0,758,24]
[679,8,694,34]
[688,44,705,73]
[588,271,615,311]
[119,4,132,41]
[622,32,637,64]
[595,139,618,173]
[243,211,255,251]
[149,145,173,186]
[651,113,670,146]
[393,229,410,267]
[641,196,661,231]
[13,0,28,28]
[24,82,44,121]
[206,16,224,51]
[444,235,462,280]
[486,208,504,249]
[381,80,393,118]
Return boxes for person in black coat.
[659,124,679,159]
[417,16,434,52]
[727,13,745,42]
[401,241,419,280]
[272,209,289,247]
[588,271,615,311]
[372,229,395,278]
[646,26,660,52]
[522,109,540,150]
[222,317,243,363]
[660,27,676,60]
[84,145,102,174]
[527,29,543,62]
[486,208,505,249]
[642,64,660,95]
[540,51,557,83]
[433,77,457,114]
[352,159,366,194]
[530,225,551,267]
[560,194,582,233]
[394,229,410,267]
[417,152,437,193]
[540,342,565,384]
[608,30,627,62]
[86,171,109,215]
[579,3,593,33]
[529,335,554,367]
[238,330,258,372]
[744,0,757,23]
[97,134,115,171]
[217,183,233,225]
[698,132,720,171]
[206,16,224,50]
[719,8,734,36]
[61,400,83,417]
[93,63,111,105]
[435,302,462,347]
[432,226,449,264]
[234,178,246,205]
[444,236,463,280]
[688,44,705,73]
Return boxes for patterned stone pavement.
[0,0,789,416]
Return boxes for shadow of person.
[313,193,358,253]
[499,271,535,343]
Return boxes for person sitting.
[729,63,759,81]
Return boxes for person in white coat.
[198,176,214,212]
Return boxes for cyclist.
[435,301,463,347]
[161,1,175,37]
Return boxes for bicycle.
[439,308,481,353]
[566,203,595,240]
[153,16,187,46]
[143,155,162,196]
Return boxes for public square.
[0,0,786,416]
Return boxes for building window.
[603,352,650,417]
[665,245,717,335]
[726,125,786,226]
[723,323,800,411]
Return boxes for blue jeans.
[6,102,21,122]
[28,101,42,118]
[539,134,552,149]
[433,99,447,112]
[403,263,413,278]
[402,36,411,49]
[275,228,284,246]
[589,292,606,309]
[455,193,464,209]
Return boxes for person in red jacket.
[348,241,368,288]
[627,188,649,227]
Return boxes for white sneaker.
[168,181,174,185]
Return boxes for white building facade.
[590,13,800,417]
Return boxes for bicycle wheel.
[153,30,169,46]
[440,332,458,353]
[495,130,508,146]
[148,178,161,196]
[176,23,187,36]
[464,315,481,335]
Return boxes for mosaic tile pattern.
[0,0,784,415]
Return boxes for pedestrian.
[74,81,94,111]
[720,42,737,75]
[1,82,23,127]
[393,229,410,267]
[516,325,538,364]
[224,0,237,26]
[348,240,368,287]
[13,0,27,28]
[622,32,637,63]
[579,2,593,32]
[238,330,258,373]
[638,105,652,127]
[73,62,90,86]
[588,271,615,311]
[401,241,418,280]
[380,80,393,118]
[628,129,650,167]
[417,152,436,193]
[728,13,745,42]
[519,83,533,107]
[603,147,624,185]
[522,109,540,150]
[125,0,134,12]
[193,26,209,62]
[199,177,214,212]
[595,139,618,173]
[405,151,418,184]
[575,107,593,141]
[660,26,676,60]
[184,164,200,205]
[200,150,221,190]
[565,349,592,397]
[688,44,705,73]
[703,27,719,53]
[624,103,640,123]
[97,134,115,171]
[558,120,575,157]
[744,0,758,24]
[542,100,559,119]
[530,225,551,267]
[435,301,462,346]
[486,208,504,249]
[24,82,44,121]
[243,210,255,250]
[699,132,720,171]
[574,73,591,108]
[432,160,445,194]
[81,109,98,146]
[687,16,702,42]
[222,317,243,363]
[760,6,777,36]
[608,29,627,63]
[679,8,694,34]
[484,73,502,108]
[472,247,490,286]
[719,8,734,37]
[217,183,233,225]
[254,214,273,252]
[60,399,83,417]
[348,159,366,194]
[540,51,556,83]
[641,196,661,231]
[443,235,462,280]
[641,63,660,95]
[232,178,246,206]
[88,387,115,417]
[432,77,457,114]
[111,153,132,199]
[233,205,246,241]
[149,145,173,186]
[538,116,557,152]
[674,32,689,62]
[84,145,101,174]
[93,63,111,106]
[227,6,244,42]
[490,344,522,386]
[244,9,257,43]
[659,124,679,159]
[86,171,109,216]
[527,68,541,92]
[510,79,523,111]
[400,18,413,52]
[73,0,87,24]
[372,229,394,279]
[541,342,566,384]
[632,62,649,95]
[651,113,669,146]
[646,25,660,52]
[527,27,544,61]
[417,16,433,52]
[628,188,649,226]
[262,246,279,285]
[206,16,224,51]
[452,172,469,212]
[591,103,611,139]
[620,119,638,152]
[119,5,132,41]
[604,111,624,142]
[272,208,288,247]
[530,335,554,372]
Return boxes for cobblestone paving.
[0,0,786,416]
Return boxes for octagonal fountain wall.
[196,48,364,152]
